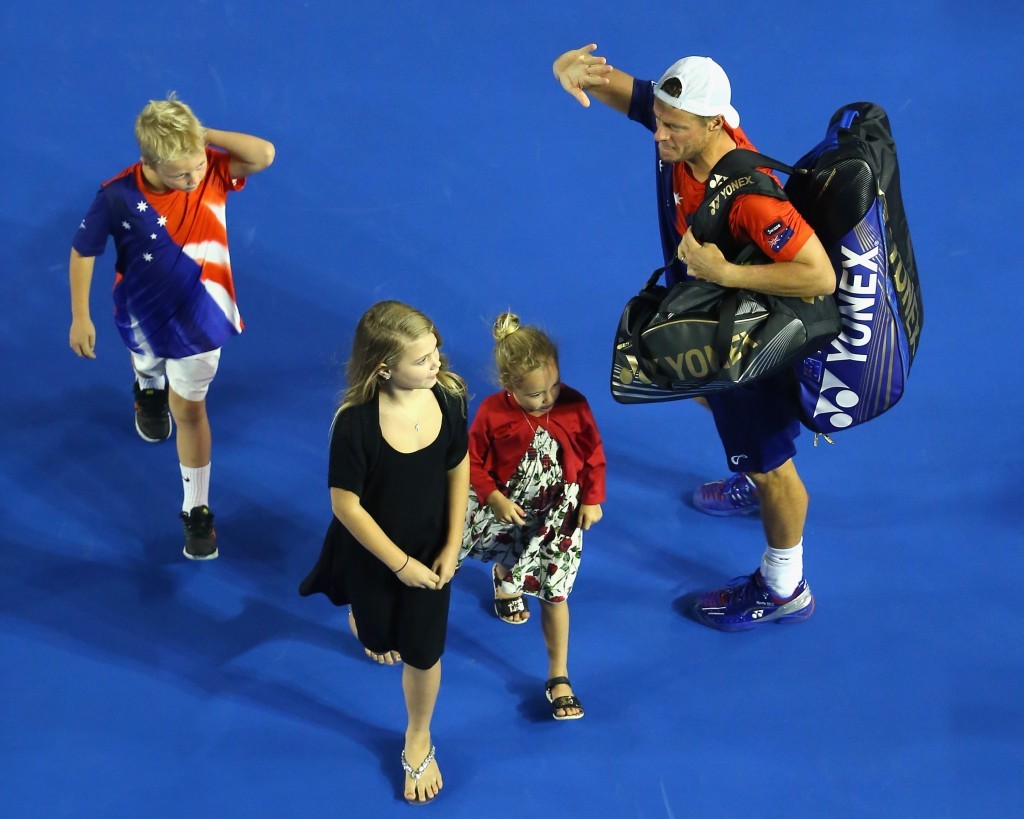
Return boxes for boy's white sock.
[137,374,166,391]
[181,463,211,512]
[760,540,804,599]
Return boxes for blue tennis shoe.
[692,570,814,631]
[692,473,760,516]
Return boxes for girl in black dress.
[300,300,468,805]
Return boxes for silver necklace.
[382,394,423,432]
[519,406,550,434]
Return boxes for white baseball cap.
[654,56,740,128]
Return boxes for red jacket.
[468,386,606,506]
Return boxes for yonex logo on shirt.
[708,175,754,215]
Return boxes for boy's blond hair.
[134,93,206,165]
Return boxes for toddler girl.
[459,312,605,720]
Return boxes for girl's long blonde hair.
[492,311,559,389]
[340,300,466,412]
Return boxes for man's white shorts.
[131,349,222,402]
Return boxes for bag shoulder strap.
[690,149,800,266]
[709,148,798,180]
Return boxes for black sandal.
[493,566,529,625]
[545,676,585,721]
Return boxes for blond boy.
[69,95,274,559]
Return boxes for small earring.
[380,371,391,381]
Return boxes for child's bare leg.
[348,608,401,665]
[402,660,443,803]
[168,390,211,468]
[493,563,529,623]
[539,600,581,718]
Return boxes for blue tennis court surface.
[1,2,1020,816]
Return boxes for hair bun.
[492,311,521,341]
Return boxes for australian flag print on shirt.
[73,148,246,359]
[769,224,794,254]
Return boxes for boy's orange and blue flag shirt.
[73,148,246,360]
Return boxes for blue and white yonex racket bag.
[784,102,923,433]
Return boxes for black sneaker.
[134,381,172,442]
[181,505,218,560]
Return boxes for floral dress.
[458,426,582,603]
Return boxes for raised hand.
[552,43,614,107]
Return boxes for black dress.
[299,385,468,670]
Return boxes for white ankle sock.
[181,463,211,512]
[137,374,166,391]
[760,540,804,598]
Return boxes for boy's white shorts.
[131,348,222,402]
